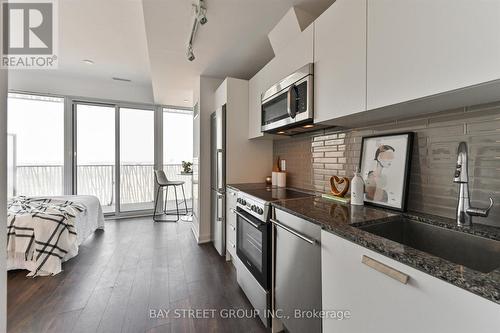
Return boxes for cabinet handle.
[228,240,235,248]
[230,208,236,214]
[361,255,409,284]
[229,224,235,231]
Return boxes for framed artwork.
[359,132,414,211]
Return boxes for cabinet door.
[271,24,314,84]
[367,0,500,110]
[248,74,264,139]
[321,231,500,333]
[314,0,367,123]
[225,188,238,256]
[248,24,314,139]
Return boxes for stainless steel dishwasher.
[271,207,322,333]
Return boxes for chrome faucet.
[453,142,494,226]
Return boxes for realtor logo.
[1,0,58,69]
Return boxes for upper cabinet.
[251,0,500,133]
[367,0,500,110]
[269,24,314,84]
[248,71,267,139]
[248,25,314,139]
[314,0,367,123]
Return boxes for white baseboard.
[190,222,200,242]
[190,222,211,244]
[197,233,212,244]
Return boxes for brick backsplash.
[273,102,500,227]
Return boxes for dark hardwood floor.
[7,218,267,333]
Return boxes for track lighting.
[187,45,195,62]
[186,0,207,61]
[198,1,207,25]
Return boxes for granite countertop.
[271,196,500,305]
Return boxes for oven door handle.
[234,210,262,229]
[270,218,316,245]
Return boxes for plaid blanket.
[7,197,86,277]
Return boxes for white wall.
[0,61,8,333]
[192,76,223,243]
[9,71,154,104]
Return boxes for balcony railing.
[10,164,192,210]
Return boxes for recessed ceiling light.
[277,131,285,134]
[112,77,132,82]
[183,99,189,103]
[303,124,314,128]
[82,59,94,65]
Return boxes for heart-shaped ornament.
[329,176,350,197]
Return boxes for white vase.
[351,168,364,206]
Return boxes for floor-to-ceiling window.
[7,92,192,218]
[120,107,155,212]
[74,103,116,213]
[7,93,65,197]
[163,107,193,211]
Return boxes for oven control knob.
[251,205,256,212]
[258,208,264,215]
[241,199,246,206]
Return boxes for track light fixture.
[198,0,207,25]
[187,0,207,62]
[187,45,195,62]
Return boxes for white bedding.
[7,195,105,272]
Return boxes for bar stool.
[153,170,188,222]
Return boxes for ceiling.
[8,0,335,106]
[143,0,335,106]
[59,0,152,86]
[8,0,154,103]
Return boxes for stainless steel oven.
[235,207,270,289]
[261,63,314,133]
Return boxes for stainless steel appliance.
[271,208,322,333]
[234,187,316,328]
[261,63,314,133]
[210,106,226,256]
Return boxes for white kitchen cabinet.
[314,0,367,123]
[225,187,238,260]
[248,72,266,139]
[269,23,314,86]
[367,0,500,110]
[248,24,314,139]
[321,230,500,333]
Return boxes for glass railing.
[10,164,192,211]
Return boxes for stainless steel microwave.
[261,63,313,133]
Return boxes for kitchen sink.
[357,218,500,273]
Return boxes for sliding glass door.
[120,108,155,212]
[74,102,155,215]
[74,103,116,214]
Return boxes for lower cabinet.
[226,188,238,259]
[321,230,500,333]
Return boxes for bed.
[7,195,105,276]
